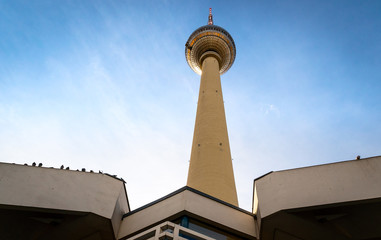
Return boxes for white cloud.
[261,103,280,117]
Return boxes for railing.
[127,221,216,240]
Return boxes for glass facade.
[177,216,244,240]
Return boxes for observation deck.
[185,24,236,75]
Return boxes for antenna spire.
[208,8,213,25]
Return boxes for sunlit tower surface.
[185,8,238,206]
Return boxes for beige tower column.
[187,56,239,206]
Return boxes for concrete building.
[0,162,129,239]
[254,156,381,240]
[1,9,381,240]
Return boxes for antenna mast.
[208,8,213,25]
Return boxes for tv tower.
[185,8,238,206]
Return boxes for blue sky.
[1,0,380,211]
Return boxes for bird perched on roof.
[32,162,36,166]
[38,163,42,167]
[60,165,64,169]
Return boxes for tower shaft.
[187,56,238,206]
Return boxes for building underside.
[1,155,381,240]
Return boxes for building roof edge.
[123,186,254,219]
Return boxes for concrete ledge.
[0,162,129,236]
[254,156,381,218]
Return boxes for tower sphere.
[185,24,236,75]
